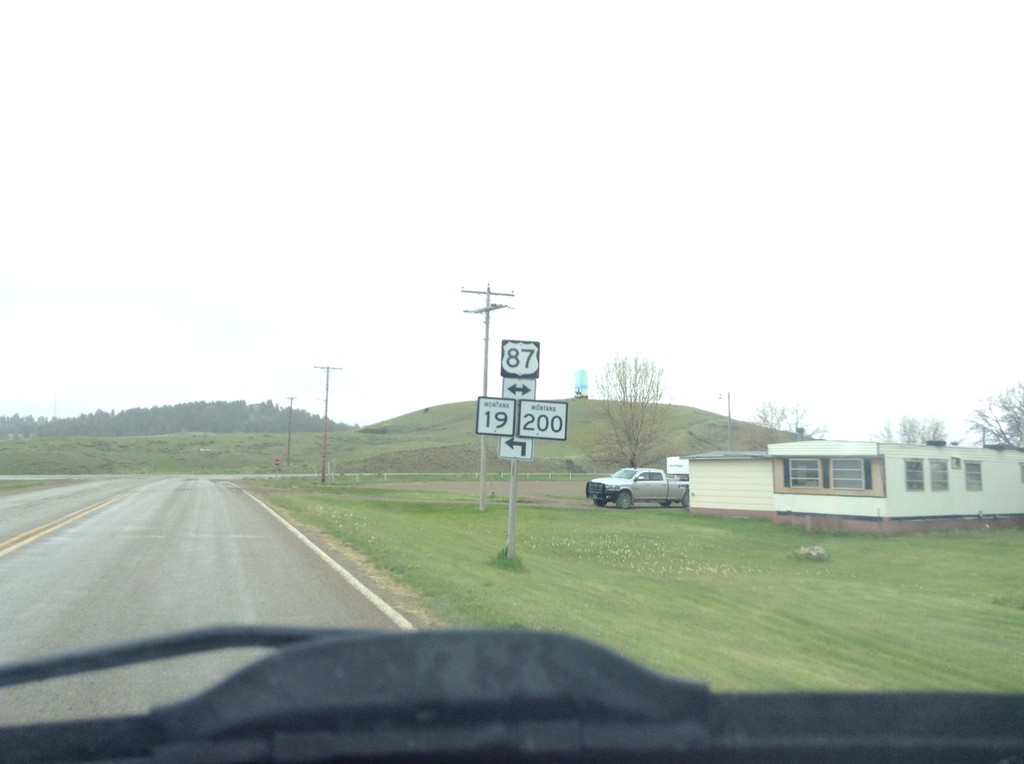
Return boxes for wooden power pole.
[462,285,513,511]
[314,366,342,483]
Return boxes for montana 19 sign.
[475,397,516,436]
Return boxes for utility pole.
[314,366,342,483]
[463,284,513,511]
[720,391,733,451]
[285,396,296,467]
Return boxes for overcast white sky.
[2,2,1021,443]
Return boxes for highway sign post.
[470,339,573,558]
[496,339,569,559]
[500,340,540,560]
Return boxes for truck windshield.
[611,469,638,479]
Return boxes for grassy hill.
[0,399,775,476]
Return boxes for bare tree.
[788,405,827,440]
[751,402,826,448]
[970,383,1024,447]
[593,356,669,467]
[872,421,896,443]
[753,402,787,432]
[899,416,947,444]
[875,417,947,444]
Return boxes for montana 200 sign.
[517,400,568,441]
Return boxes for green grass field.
[0,480,47,495]
[251,478,1024,693]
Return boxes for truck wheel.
[659,501,672,507]
[593,500,608,507]
[615,492,634,509]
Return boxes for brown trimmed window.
[781,458,876,493]
[787,458,821,488]
[831,458,866,490]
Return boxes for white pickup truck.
[585,468,690,509]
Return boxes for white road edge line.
[241,488,415,631]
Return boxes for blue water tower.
[574,370,589,398]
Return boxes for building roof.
[688,451,770,460]
[769,440,880,457]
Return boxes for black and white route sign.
[517,400,568,441]
[499,436,534,461]
[500,340,540,379]
[475,397,516,436]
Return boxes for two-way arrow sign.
[501,379,536,399]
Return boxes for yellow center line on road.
[0,492,133,559]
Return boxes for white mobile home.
[689,441,1024,534]
[688,451,775,515]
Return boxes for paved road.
[0,477,407,724]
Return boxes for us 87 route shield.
[500,340,540,379]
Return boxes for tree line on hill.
[0,400,352,439]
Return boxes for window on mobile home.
[965,461,983,491]
[788,458,821,488]
[831,458,866,490]
[929,459,949,491]
[905,459,925,491]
